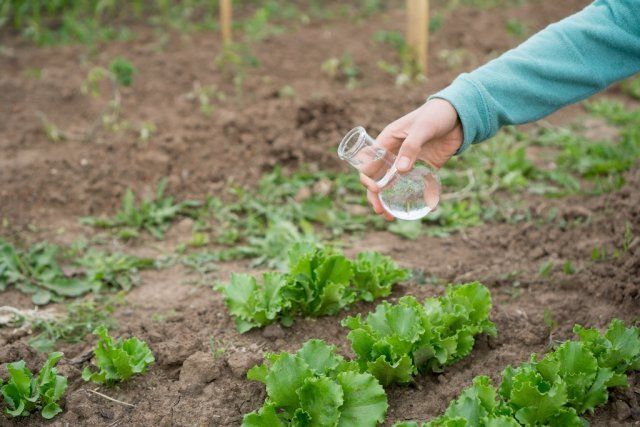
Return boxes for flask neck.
[338,127,395,181]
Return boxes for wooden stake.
[220,0,232,44]
[406,0,429,75]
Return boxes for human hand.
[361,98,463,220]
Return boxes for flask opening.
[338,126,366,161]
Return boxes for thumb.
[395,123,436,172]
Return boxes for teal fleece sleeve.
[430,0,640,154]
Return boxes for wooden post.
[220,0,232,44]
[406,0,429,75]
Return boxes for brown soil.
[2,0,639,426]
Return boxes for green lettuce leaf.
[244,339,387,427]
[82,326,154,385]
[352,251,409,302]
[343,283,496,386]
[0,352,67,419]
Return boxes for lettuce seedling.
[343,282,496,385]
[244,339,388,426]
[216,272,290,333]
[0,352,67,419]
[217,243,408,332]
[352,251,409,302]
[395,319,640,426]
[500,319,640,425]
[282,242,355,316]
[82,326,154,385]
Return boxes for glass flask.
[338,126,440,220]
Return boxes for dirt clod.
[613,400,632,421]
[179,351,221,385]
[262,324,285,340]
[226,350,263,378]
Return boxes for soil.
[1,0,639,426]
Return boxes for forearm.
[431,0,640,153]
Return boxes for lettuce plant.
[0,352,67,419]
[282,243,355,317]
[244,339,388,426]
[395,319,640,426]
[220,272,290,333]
[342,282,496,385]
[352,251,410,302]
[217,243,408,332]
[82,326,154,385]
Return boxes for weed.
[243,7,284,42]
[185,82,226,117]
[152,308,178,322]
[277,85,296,98]
[373,30,424,84]
[438,48,468,69]
[622,221,634,252]
[543,307,557,331]
[621,76,640,100]
[562,260,575,275]
[82,179,201,239]
[591,246,608,261]
[0,238,154,304]
[321,53,360,89]
[209,336,226,358]
[538,260,553,278]
[75,249,155,291]
[505,18,527,38]
[28,296,122,353]
[180,250,223,284]
[36,112,66,142]
[360,0,387,16]
[1,1,217,47]
[429,11,444,32]
[214,42,260,94]
[138,121,157,143]
[108,57,136,87]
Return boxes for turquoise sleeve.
[430,0,640,154]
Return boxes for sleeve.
[429,0,640,154]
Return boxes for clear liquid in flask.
[377,165,440,221]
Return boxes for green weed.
[0,238,154,304]
[505,19,527,38]
[185,82,226,117]
[374,30,424,84]
[27,296,122,353]
[321,53,360,89]
[82,179,201,239]
[1,0,217,47]
[621,76,640,100]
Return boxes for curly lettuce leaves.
[82,326,154,385]
[244,339,387,427]
[395,319,640,427]
[0,352,67,419]
[217,243,408,332]
[343,282,496,385]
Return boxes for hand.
[361,98,463,220]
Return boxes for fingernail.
[397,156,411,170]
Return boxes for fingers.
[359,173,379,193]
[376,110,418,152]
[367,190,394,221]
[395,122,436,172]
